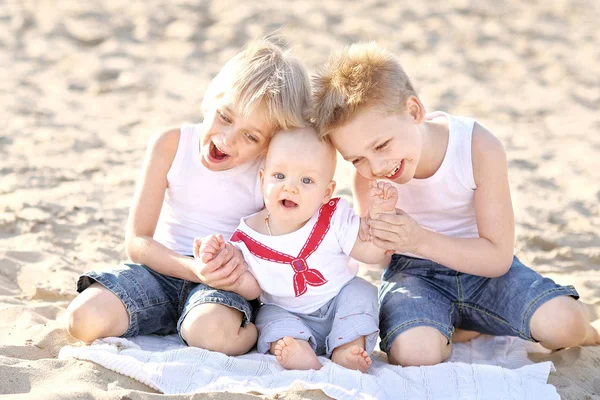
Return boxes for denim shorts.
[255,277,379,357]
[77,263,254,339]
[378,255,579,353]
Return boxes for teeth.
[386,164,400,178]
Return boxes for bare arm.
[125,128,246,287]
[369,123,515,277]
[350,181,396,264]
[231,269,262,300]
[351,169,371,217]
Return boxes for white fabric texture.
[233,198,360,314]
[387,112,480,259]
[59,334,558,399]
[153,122,264,255]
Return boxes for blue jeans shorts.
[77,263,254,340]
[255,277,379,357]
[378,255,579,353]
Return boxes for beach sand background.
[1,0,599,398]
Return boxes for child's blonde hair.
[202,40,310,133]
[311,42,420,139]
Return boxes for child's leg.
[452,328,481,343]
[379,256,457,366]
[388,326,451,366]
[178,284,257,356]
[327,277,379,373]
[458,256,591,349]
[179,303,257,356]
[67,264,184,342]
[530,296,599,348]
[66,282,129,342]
[256,304,322,370]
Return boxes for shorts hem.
[380,318,453,354]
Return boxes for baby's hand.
[368,180,398,218]
[193,234,224,263]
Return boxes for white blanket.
[59,334,557,399]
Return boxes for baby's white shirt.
[231,198,360,314]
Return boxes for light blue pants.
[255,277,379,357]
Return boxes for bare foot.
[273,336,322,370]
[582,319,600,346]
[331,345,372,373]
[452,329,481,343]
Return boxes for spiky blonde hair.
[202,40,310,134]
[311,42,420,139]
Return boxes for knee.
[531,298,589,348]
[180,315,238,354]
[66,300,104,343]
[388,327,450,367]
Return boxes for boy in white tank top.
[310,42,600,367]
[64,40,311,356]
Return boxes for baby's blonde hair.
[311,42,420,139]
[202,40,310,133]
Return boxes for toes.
[282,336,296,346]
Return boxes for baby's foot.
[582,319,600,346]
[332,345,372,373]
[273,336,322,370]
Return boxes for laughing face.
[260,128,336,233]
[330,106,423,184]
[200,94,274,171]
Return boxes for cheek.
[355,163,373,178]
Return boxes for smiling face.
[200,93,275,171]
[260,128,336,231]
[330,105,424,184]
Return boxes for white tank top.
[153,123,264,255]
[390,112,479,254]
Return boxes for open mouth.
[384,160,404,180]
[280,199,298,208]
[209,141,230,162]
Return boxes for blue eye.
[274,173,284,179]
[302,178,313,184]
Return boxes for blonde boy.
[66,40,311,356]
[310,42,599,366]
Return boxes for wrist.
[183,256,203,283]
[412,226,430,256]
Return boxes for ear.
[405,96,425,124]
[323,180,337,203]
[259,168,265,191]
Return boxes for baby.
[195,127,396,372]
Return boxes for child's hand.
[368,209,424,255]
[194,234,224,263]
[192,236,247,290]
[368,180,398,218]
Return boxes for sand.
[1,0,599,398]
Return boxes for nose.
[370,159,386,178]
[283,180,298,194]
[222,129,237,146]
